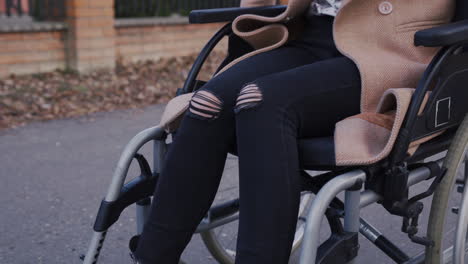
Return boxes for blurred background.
[0,0,243,130]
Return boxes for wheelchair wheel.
[200,191,313,264]
[426,114,468,264]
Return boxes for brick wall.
[0,22,224,77]
[0,31,66,77]
[66,0,116,71]
[116,23,227,63]
[0,0,228,78]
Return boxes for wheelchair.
[82,1,468,263]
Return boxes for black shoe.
[129,235,141,264]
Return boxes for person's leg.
[134,46,324,264]
[234,57,361,264]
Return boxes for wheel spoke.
[426,115,468,264]
[201,190,314,264]
[454,147,468,264]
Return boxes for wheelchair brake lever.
[133,153,152,179]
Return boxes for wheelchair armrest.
[189,5,287,24]
[415,19,468,47]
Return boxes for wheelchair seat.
[298,130,454,170]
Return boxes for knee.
[234,82,298,132]
[188,90,224,121]
[234,83,263,114]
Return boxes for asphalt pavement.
[0,104,462,264]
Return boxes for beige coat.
[159,0,455,166]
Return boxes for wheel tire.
[425,114,468,264]
[200,192,314,264]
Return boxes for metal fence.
[0,0,66,21]
[115,0,241,18]
[0,0,241,21]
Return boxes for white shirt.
[309,0,342,17]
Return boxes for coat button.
[378,1,393,15]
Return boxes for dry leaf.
[0,51,226,130]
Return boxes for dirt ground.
[0,52,225,130]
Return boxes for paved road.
[0,104,463,264]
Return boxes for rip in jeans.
[189,90,223,120]
[235,83,263,114]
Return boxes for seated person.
[134,0,454,263]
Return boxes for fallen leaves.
[0,51,225,130]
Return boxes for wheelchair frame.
[83,5,468,264]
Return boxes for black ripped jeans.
[135,15,361,264]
